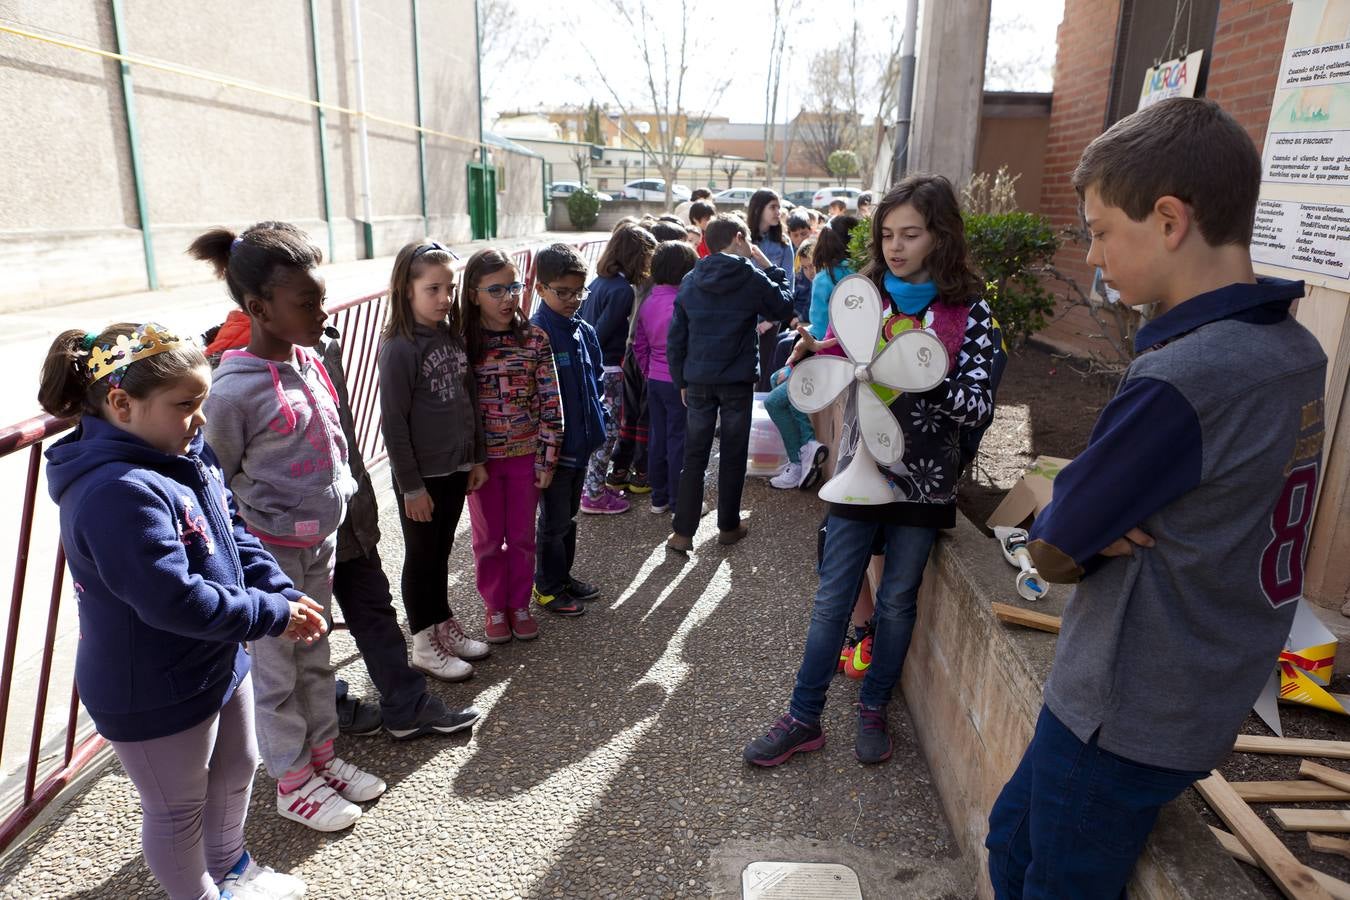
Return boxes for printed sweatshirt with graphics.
[378,321,486,495]
[204,347,357,547]
[474,326,564,477]
[45,416,297,742]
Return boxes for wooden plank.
[1211,827,1350,900]
[1298,288,1350,608]
[1301,760,1350,794]
[1216,828,1350,900]
[1194,772,1332,899]
[1309,833,1350,862]
[1235,735,1350,760]
[1273,810,1350,834]
[991,602,1061,634]
[1235,781,1350,804]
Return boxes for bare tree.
[479,0,547,111]
[984,12,1054,91]
[721,158,742,189]
[798,48,856,176]
[572,147,591,184]
[762,0,802,186]
[579,0,729,209]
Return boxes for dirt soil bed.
[960,345,1350,898]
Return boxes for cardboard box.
[985,456,1073,530]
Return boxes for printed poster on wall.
[1138,50,1204,109]
[1254,0,1350,287]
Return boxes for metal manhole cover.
[742,861,863,899]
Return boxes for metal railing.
[0,237,603,854]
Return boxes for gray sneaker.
[385,696,481,741]
[855,703,892,764]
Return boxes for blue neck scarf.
[884,272,938,316]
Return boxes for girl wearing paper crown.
[191,222,385,835]
[743,175,997,768]
[39,323,324,899]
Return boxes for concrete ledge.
[902,515,1261,899]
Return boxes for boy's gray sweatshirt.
[1027,280,1327,772]
[204,347,357,547]
[377,322,485,495]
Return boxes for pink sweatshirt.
[632,283,678,383]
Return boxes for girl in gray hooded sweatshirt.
[194,222,385,835]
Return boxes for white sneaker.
[798,440,828,489]
[649,503,669,514]
[218,850,306,899]
[411,628,474,682]
[770,462,802,489]
[276,775,360,832]
[436,617,491,661]
[317,756,386,803]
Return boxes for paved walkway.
[0,461,971,898]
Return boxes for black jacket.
[667,253,794,389]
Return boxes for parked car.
[550,181,612,202]
[812,186,861,210]
[621,179,692,202]
[784,189,817,208]
[712,187,755,207]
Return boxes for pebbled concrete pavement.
[0,454,971,899]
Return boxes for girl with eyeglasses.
[378,241,493,685]
[454,249,563,643]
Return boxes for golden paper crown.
[87,325,186,383]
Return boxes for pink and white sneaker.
[277,774,361,832]
[317,756,386,803]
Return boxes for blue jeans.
[986,706,1206,900]
[764,379,813,461]
[789,515,938,724]
[647,379,686,508]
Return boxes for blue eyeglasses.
[475,282,525,299]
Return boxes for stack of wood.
[1201,736,1350,899]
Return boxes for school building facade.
[0,0,547,310]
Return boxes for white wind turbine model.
[787,274,950,505]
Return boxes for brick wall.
[1035,0,1123,355]
[1206,0,1292,151]
[1035,0,1291,358]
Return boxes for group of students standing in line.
[31,94,1325,900]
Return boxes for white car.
[622,179,692,202]
[551,181,612,202]
[712,187,756,207]
[812,186,861,210]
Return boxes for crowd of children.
[34,95,1330,899]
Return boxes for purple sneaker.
[743,714,825,767]
[581,488,630,515]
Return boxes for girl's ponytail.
[188,227,236,281]
[38,329,97,419]
[189,222,322,309]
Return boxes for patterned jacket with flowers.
[473,325,564,477]
[829,297,996,528]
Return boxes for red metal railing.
[0,238,600,853]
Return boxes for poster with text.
[1256,0,1350,287]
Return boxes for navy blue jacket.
[532,301,608,468]
[46,416,296,742]
[667,253,795,389]
[580,273,636,367]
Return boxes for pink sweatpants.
[468,454,540,611]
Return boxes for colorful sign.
[1138,50,1205,109]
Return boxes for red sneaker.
[844,634,873,680]
[483,610,511,644]
[510,608,539,640]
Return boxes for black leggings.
[394,472,469,634]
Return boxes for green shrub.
[964,211,1059,346]
[567,187,601,229]
[843,210,1059,346]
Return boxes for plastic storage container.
[747,391,789,476]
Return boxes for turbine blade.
[857,386,905,465]
[828,274,882,364]
[870,329,949,393]
[788,357,856,413]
